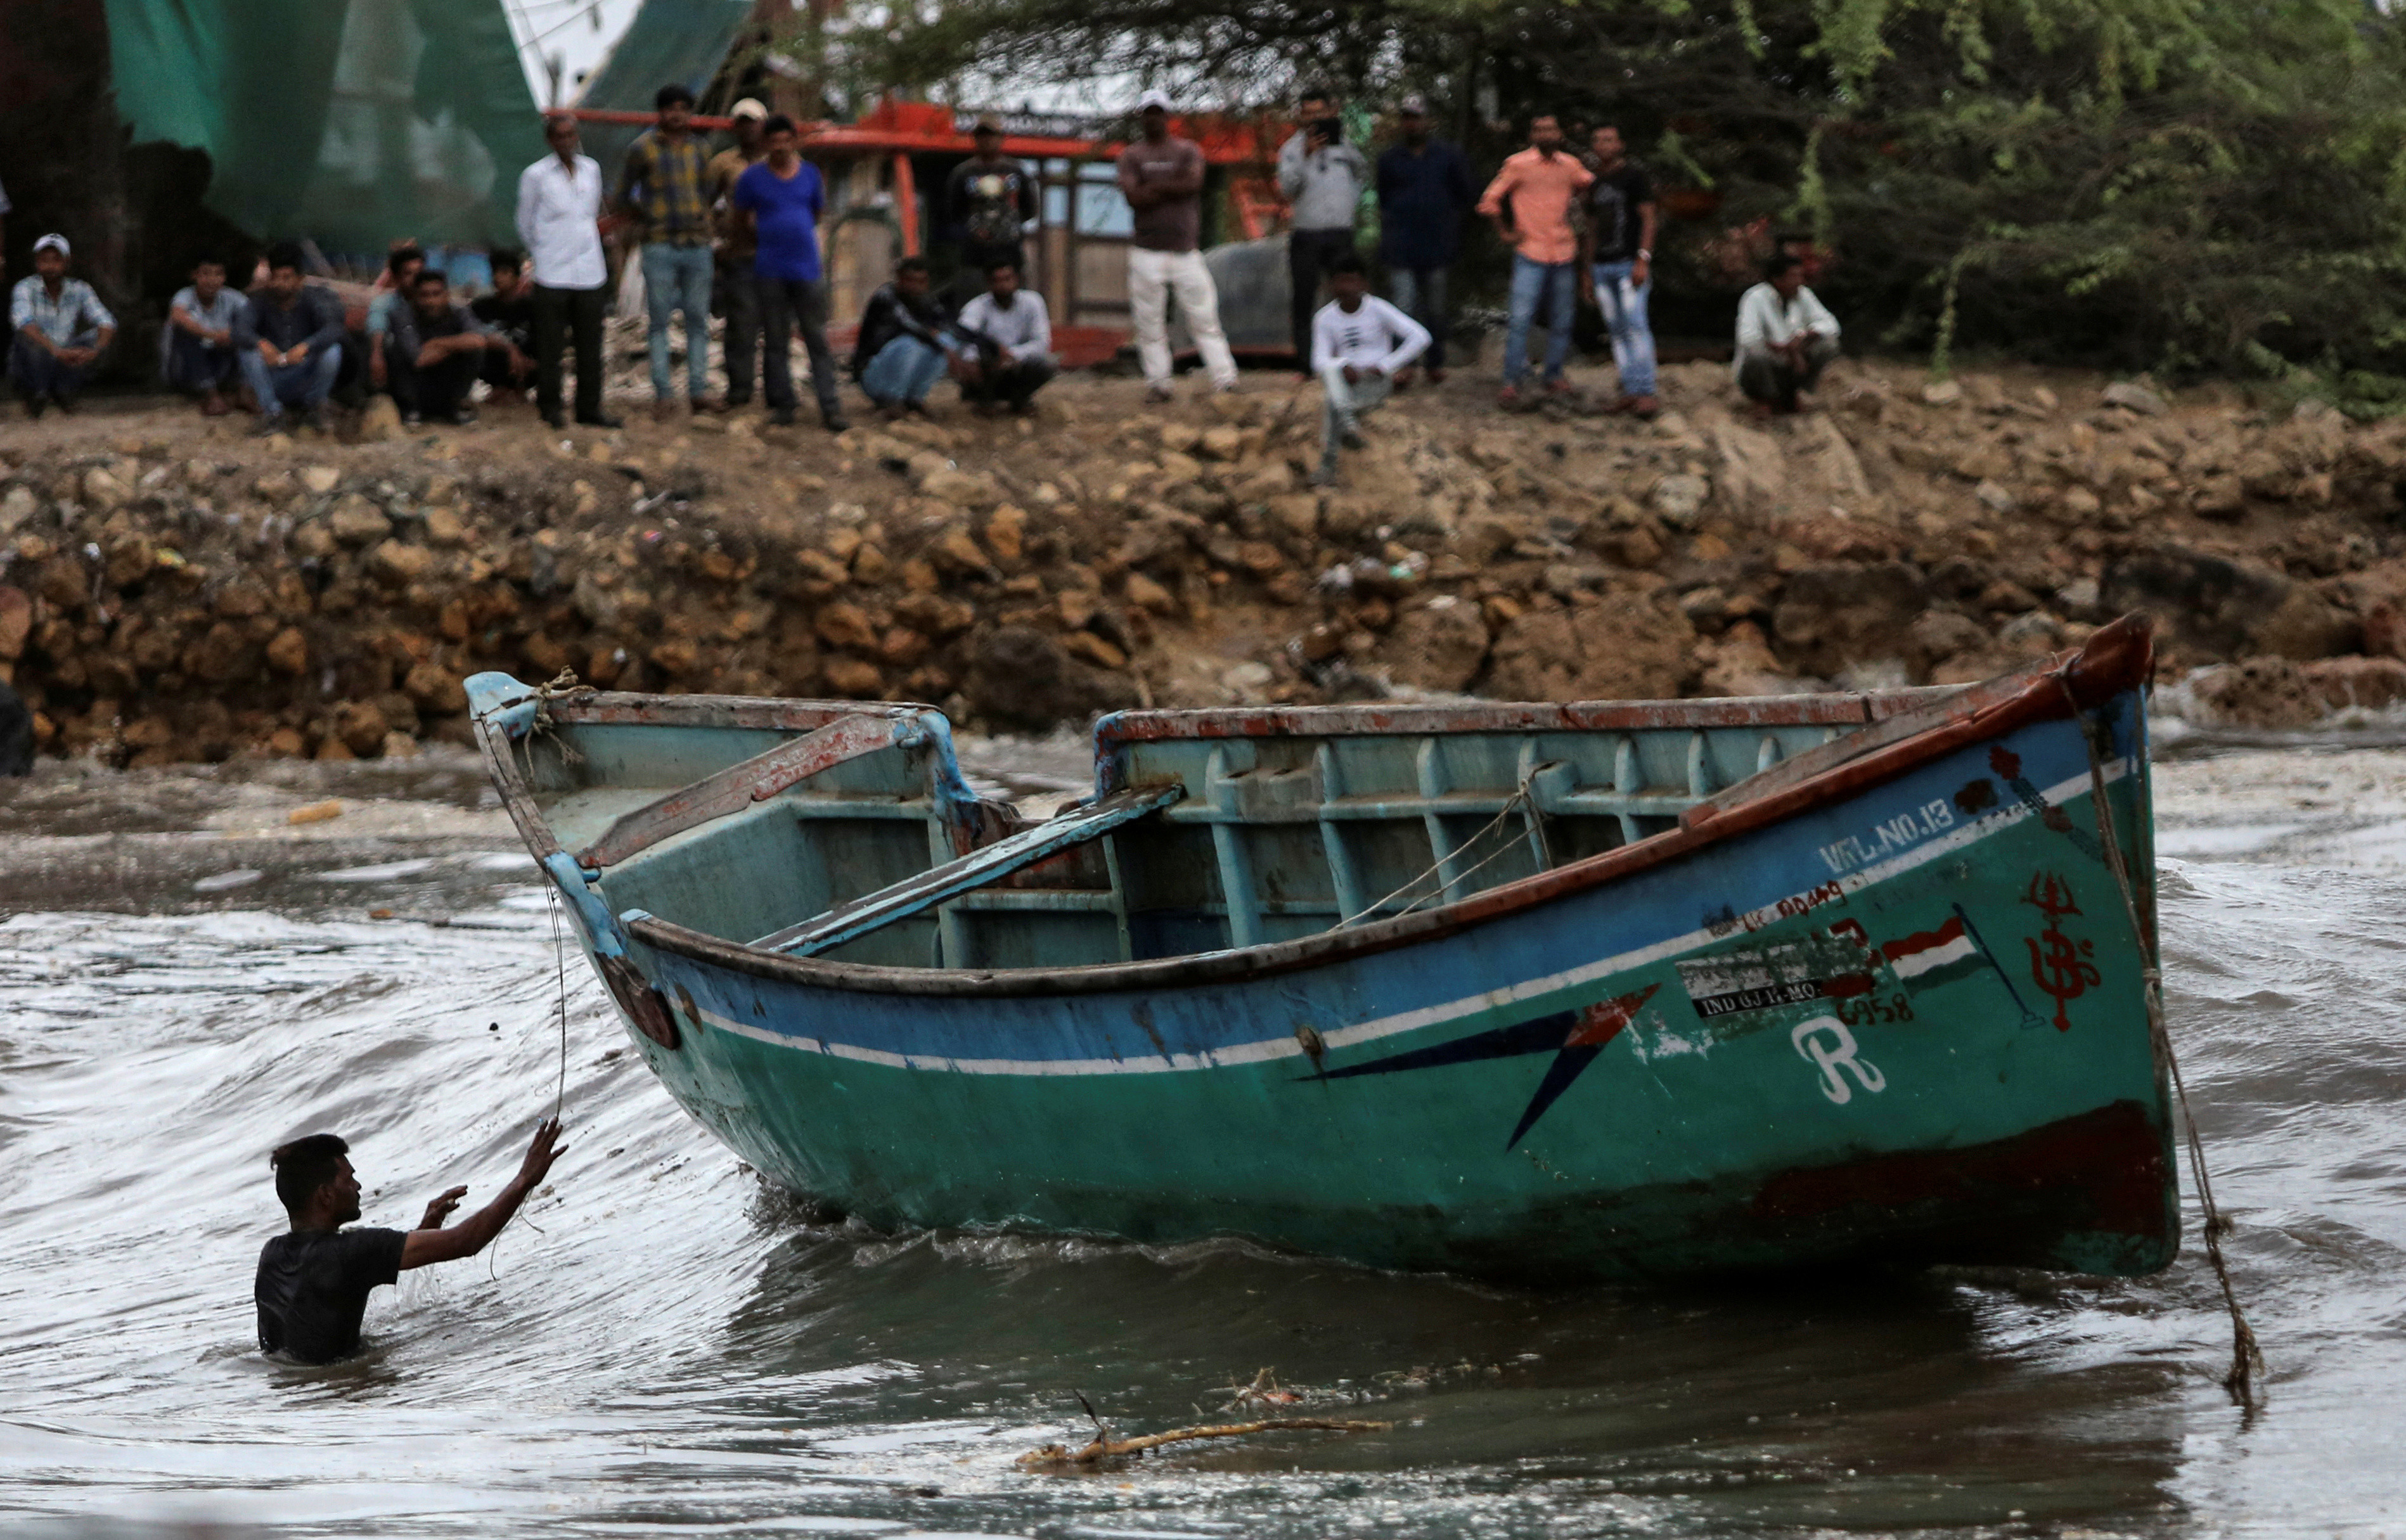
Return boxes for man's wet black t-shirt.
[255,1227,406,1363]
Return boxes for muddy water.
[3,733,2404,1537]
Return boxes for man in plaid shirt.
[10,234,115,417]
[616,83,718,417]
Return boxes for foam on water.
[3,742,2405,1536]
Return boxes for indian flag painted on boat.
[1882,909,1989,991]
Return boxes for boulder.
[333,700,389,756]
[1770,561,1931,677]
[963,625,1138,728]
[2182,658,2323,728]
[2101,544,2356,661]
[1486,591,1699,702]
[1652,473,1709,527]
[1383,597,1489,693]
[327,496,392,546]
[2302,655,2406,711]
[402,662,468,714]
[2101,380,2169,416]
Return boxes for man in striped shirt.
[617,84,718,417]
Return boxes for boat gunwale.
[514,617,2152,999]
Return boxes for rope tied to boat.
[1332,772,1545,930]
[2068,684,2265,1410]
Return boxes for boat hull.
[592,691,2175,1282]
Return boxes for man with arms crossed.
[1116,90,1238,402]
[256,1118,565,1364]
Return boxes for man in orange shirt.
[1476,114,1593,407]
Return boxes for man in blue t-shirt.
[731,114,849,431]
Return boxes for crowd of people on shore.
[4,91,1843,484]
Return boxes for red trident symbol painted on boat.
[2021,871,2099,1032]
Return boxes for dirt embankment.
[6,354,2406,766]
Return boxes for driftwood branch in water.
[1017,1416,1393,1472]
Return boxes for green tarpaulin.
[572,0,756,179]
[104,0,542,252]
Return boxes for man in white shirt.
[1309,253,1429,486]
[953,259,1055,414]
[515,113,621,429]
[1734,253,1841,416]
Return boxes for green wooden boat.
[467,616,2175,1281]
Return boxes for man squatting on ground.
[851,256,958,416]
[1277,85,1369,372]
[1735,252,1842,414]
[387,267,501,425]
[10,234,115,417]
[163,254,242,414]
[254,1119,563,1364]
[238,242,344,437]
[1117,91,1239,402]
[953,259,1057,414]
[1309,254,1429,487]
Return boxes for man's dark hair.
[1299,83,1335,105]
[272,1133,349,1214]
[1328,252,1368,278]
[387,245,426,277]
[489,247,525,275]
[984,257,1021,277]
[414,269,448,290]
[897,255,930,277]
[655,83,695,110]
[1765,253,1804,280]
[762,112,797,137]
[265,240,306,275]
[193,254,227,271]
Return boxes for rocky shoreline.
[6,354,2406,766]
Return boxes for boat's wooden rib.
[752,783,1187,956]
[579,711,920,869]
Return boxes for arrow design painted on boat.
[1303,984,1661,1150]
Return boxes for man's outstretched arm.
[399,1117,565,1269]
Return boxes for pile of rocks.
[9,355,2406,766]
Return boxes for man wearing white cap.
[708,98,771,408]
[10,234,115,418]
[1116,90,1238,401]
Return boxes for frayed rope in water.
[2071,684,2266,1409]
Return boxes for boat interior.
[489,684,1966,973]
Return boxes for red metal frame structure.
[560,98,1283,366]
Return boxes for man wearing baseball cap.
[9,234,115,418]
[1116,89,1238,401]
[708,98,771,408]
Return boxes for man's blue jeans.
[239,343,344,418]
[860,335,949,406]
[1503,254,1574,388]
[642,243,714,401]
[1387,266,1448,371]
[1589,259,1657,398]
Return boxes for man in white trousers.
[1116,89,1239,402]
[1309,253,1428,486]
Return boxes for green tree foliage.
[847,0,2406,380]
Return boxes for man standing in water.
[255,1118,565,1363]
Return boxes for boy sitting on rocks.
[1309,254,1429,487]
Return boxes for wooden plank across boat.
[466,616,2175,1282]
